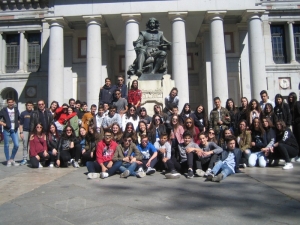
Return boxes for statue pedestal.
[129,74,175,116]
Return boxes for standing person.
[69,98,76,109]
[138,107,152,128]
[192,105,208,132]
[93,105,105,134]
[113,89,128,117]
[102,105,122,129]
[99,78,116,105]
[183,117,200,145]
[103,103,109,117]
[246,99,261,126]
[274,94,291,127]
[209,97,230,140]
[163,87,179,116]
[248,118,268,167]
[128,80,142,109]
[77,101,88,122]
[259,90,275,110]
[260,103,278,126]
[29,123,49,168]
[56,125,81,168]
[30,99,53,133]
[121,105,139,131]
[207,135,242,182]
[148,115,166,144]
[168,115,184,159]
[19,101,34,165]
[86,129,119,179]
[273,120,299,170]
[113,75,128,100]
[288,92,300,161]
[195,132,223,177]
[49,101,59,117]
[65,107,79,137]
[81,104,97,131]
[226,98,239,133]
[112,133,144,178]
[0,98,20,166]
[47,122,60,168]
[235,97,248,128]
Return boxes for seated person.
[102,105,122,129]
[113,133,144,178]
[29,123,50,168]
[195,132,223,177]
[136,135,157,175]
[154,132,180,179]
[165,131,201,179]
[86,129,119,179]
[207,135,242,182]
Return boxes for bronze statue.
[127,18,171,77]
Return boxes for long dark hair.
[226,98,236,111]
[125,105,138,120]
[47,122,59,141]
[250,117,265,137]
[32,122,44,136]
[180,103,191,116]
[194,104,207,127]
[131,80,138,89]
[183,117,196,137]
[61,125,76,140]
[288,92,297,108]
[275,119,287,135]
[275,94,284,107]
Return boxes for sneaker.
[136,171,146,178]
[38,162,43,168]
[87,172,100,179]
[73,161,80,168]
[242,163,247,168]
[212,173,223,182]
[282,163,293,170]
[137,167,144,172]
[207,173,215,181]
[204,168,212,177]
[146,167,156,175]
[165,170,180,179]
[187,169,194,179]
[20,159,27,165]
[295,156,300,162]
[100,172,109,179]
[120,170,130,178]
[6,161,11,167]
[195,169,205,177]
[49,163,54,168]
[68,158,74,166]
[11,160,20,166]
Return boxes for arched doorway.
[0,87,18,109]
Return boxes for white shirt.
[7,108,15,130]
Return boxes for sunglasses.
[66,129,72,131]
[105,135,112,138]
[209,132,215,134]
[124,139,132,143]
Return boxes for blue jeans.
[86,160,122,176]
[248,151,267,167]
[119,162,138,176]
[3,129,19,161]
[212,161,234,179]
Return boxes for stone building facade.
[0,0,299,112]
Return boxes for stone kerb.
[128,74,175,115]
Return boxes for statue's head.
[146,18,160,30]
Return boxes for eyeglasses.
[38,103,44,106]
[124,139,132,143]
[208,132,215,134]
[105,135,112,138]
[130,109,136,111]
[110,109,116,112]
[140,109,146,112]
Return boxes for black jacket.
[0,107,20,131]
[220,148,242,173]
[277,128,299,150]
[274,103,291,126]
[99,85,116,104]
[29,109,53,132]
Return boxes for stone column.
[46,17,65,104]
[246,10,267,100]
[83,16,103,107]
[0,33,3,73]
[18,31,25,73]
[207,11,228,101]
[122,14,141,85]
[288,21,297,64]
[169,12,189,110]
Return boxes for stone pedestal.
[129,74,175,115]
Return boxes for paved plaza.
[0,143,299,225]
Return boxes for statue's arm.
[133,32,145,48]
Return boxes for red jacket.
[29,134,48,157]
[55,106,77,125]
[96,140,118,164]
[128,89,142,107]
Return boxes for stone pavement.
[0,143,300,225]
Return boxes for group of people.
[0,77,299,182]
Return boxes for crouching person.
[29,123,49,168]
[113,133,143,178]
[87,129,119,179]
[207,135,242,182]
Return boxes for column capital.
[205,11,227,22]
[45,17,67,28]
[241,10,265,22]
[18,31,25,34]
[287,21,295,25]
[121,13,141,22]
[83,15,104,26]
[168,12,188,21]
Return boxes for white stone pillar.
[83,16,103,107]
[207,11,228,101]
[288,21,297,64]
[46,17,65,104]
[169,12,189,109]
[247,11,267,100]
[122,14,141,85]
[18,31,25,73]
[0,33,3,73]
